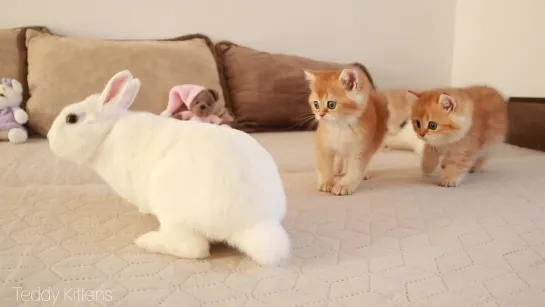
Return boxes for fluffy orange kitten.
[303,66,388,196]
[408,86,508,187]
[381,89,425,154]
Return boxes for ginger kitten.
[381,89,425,154]
[408,86,508,187]
[303,66,388,196]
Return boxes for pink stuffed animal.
[160,84,223,125]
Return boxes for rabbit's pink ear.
[116,78,140,109]
[99,70,134,105]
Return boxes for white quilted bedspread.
[1,132,545,307]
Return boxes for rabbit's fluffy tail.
[229,221,290,265]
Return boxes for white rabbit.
[47,70,290,265]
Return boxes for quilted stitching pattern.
[1,136,545,307]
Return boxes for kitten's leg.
[469,157,487,173]
[316,147,335,192]
[470,149,489,173]
[333,155,346,176]
[421,144,440,175]
[331,150,374,196]
[439,151,477,187]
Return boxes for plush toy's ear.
[207,88,219,102]
[1,78,23,95]
[438,93,456,112]
[9,79,22,95]
[405,90,421,103]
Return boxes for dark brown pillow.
[215,41,374,132]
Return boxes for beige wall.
[452,0,545,97]
[2,0,456,91]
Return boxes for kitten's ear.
[339,67,360,92]
[438,93,456,112]
[302,70,316,83]
[406,90,420,101]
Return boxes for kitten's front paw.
[438,176,463,187]
[331,182,359,196]
[469,165,483,173]
[317,179,335,192]
[469,158,487,173]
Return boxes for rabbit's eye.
[65,113,79,124]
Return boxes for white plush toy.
[0,77,28,143]
[46,70,290,265]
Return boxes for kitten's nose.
[319,113,325,118]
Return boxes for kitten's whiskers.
[292,113,318,130]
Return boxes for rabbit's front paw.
[138,206,151,214]
[135,230,210,259]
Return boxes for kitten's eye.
[415,120,421,129]
[313,101,319,109]
[65,113,79,124]
[326,101,337,109]
[428,121,438,130]
[400,120,408,128]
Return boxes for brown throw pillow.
[25,29,232,136]
[0,27,49,105]
[215,41,375,132]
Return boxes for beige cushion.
[25,29,232,136]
